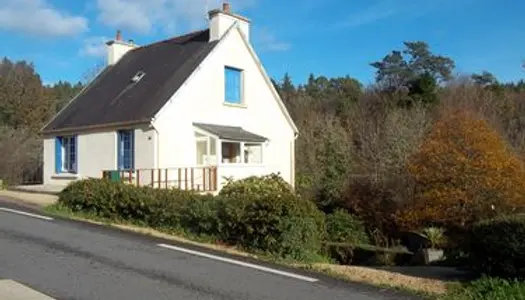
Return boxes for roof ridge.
[132,29,208,52]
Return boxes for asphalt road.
[0,199,419,300]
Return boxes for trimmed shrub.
[326,209,369,245]
[440,277,525,300]
[217,174,326,259]
[219,173,295,199]
[178,194,221,237]
[59,178,207,232]
[59,175,327,261]
[468,214,525,279]
[217,191,326,259]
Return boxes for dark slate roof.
[43,29,219,133]
[193,123,268,143]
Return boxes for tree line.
[272,41,525,241]
[0,57,84,184]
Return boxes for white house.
[41,3,298,192]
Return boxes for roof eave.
[42,118,151,136]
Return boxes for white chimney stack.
[106,30,136,65]
[208,2,251,42]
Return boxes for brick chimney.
[223,2,231,13]
[106,30,136,65]
[208,2,251,42]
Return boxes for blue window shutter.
[73,136,78,173]
[117,132,122,170]
[55,137,62,173]
[131,130,135,169]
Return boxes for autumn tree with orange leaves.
[396,109,525,230]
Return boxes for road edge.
[0,197,425,300]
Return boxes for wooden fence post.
[151,169,154,187]
[203,168,206,191]
[185,168,188,190]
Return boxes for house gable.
[151,22,297,182]
[153,23,298,136]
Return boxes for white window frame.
[61,136,77,173]
[219,140,264,166]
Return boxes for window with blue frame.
[118,130,134,170]
[55,135,77,174]
[224,66,242,104]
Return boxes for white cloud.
[0,0,88,37]
[79,36,111,57]
[253,28,291,52]
[96,0,256,34]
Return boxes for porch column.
[240,142,245,164]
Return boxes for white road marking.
[157,243,319,282]
[0,280,56,299]
[0,207,54,221]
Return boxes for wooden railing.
[102,166,218,192]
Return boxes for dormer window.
[131,71,145,83]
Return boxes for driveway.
[0,199,419,300]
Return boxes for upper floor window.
[118,130,134,170]
[55,135,77,174]
[225,66,242,104]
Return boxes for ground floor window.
[221,142,263,164]
[196,136,217,165]
[118,130,134,170]
[221,142,241,163]
[55,135,77,173]
[244,143,263,164]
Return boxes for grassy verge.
[44,203,451,298]
[44,203,259,259]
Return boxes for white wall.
[107,41,135,65]
[154,26,296,186]
[43,126,156,186]
[209,12,250,41]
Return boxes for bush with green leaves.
[219,173,295,199]
[59,175,327,261]
[468,214,525,279]
[218,174,326,260]
[325,209,369,245]
[58,179,214,233]
[440,277,525,300]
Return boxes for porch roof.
[193,123,267,143]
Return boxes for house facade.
[41,3,298,192]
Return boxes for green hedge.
[440,277,525,300]
[325,242,413,266]
[325,209,369,245]
[468,214,525,279]
[217,174,325,259]
[58,175,325,261]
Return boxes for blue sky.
[1,0,524,86]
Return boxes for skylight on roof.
[131,71,145,83]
